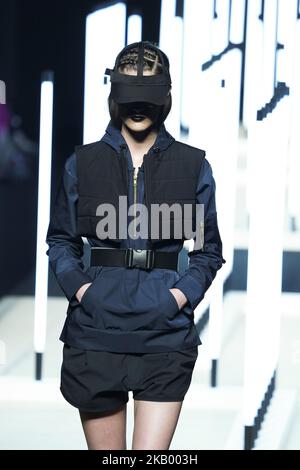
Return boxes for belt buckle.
[125,248,154,270]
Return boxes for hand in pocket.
[76,283,92,303]
[168,288,188,310]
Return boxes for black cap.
[105,41,172,105]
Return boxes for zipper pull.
[119,143,128,192]
[120,143,127,159]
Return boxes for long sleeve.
[46,153,93,301]
[173,158,226,310]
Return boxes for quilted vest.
[75,140,205,246]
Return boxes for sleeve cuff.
[58,269,93,302]
[173,273,204,311]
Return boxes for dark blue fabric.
[46,120,226,352]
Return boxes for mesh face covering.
[105,41,172,105]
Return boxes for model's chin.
[125,118,152,132]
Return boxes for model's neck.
[121,124,159,156]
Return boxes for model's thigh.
[131,347,199,450]
[61,345,129,449]
[132,400,183,450]
[79,404,127,450]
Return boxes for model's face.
[119,101,161,133]
[118,69,162,133]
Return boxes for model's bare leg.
[132,400,183,450]
[79,404,127,450]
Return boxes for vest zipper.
[120,144,128,193]
[143,155,149,209]
[121,145,159,241]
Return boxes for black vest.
[75,140,205,246]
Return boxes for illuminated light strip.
[83,2,126,145]
[34,72,54,380]
[261,0,278,97]
[286,2,300,227]
[211,0,230,53]
[276,0,297,85]
[243,0,264,225]
[243,0,264,129]
[197,49,240,376]
[127,14,142,44]
[230,0,246,44]
[159,0,182,138]
[217,51,241,284]
[0,80,6,104]
[243,93,290,443]
[181,0,213,135]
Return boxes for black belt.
[90,248,178,271]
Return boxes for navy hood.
[100,119,175,155]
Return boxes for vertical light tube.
[243,94,289,427]
[34,71,54,381]
[83,2,126,145]
[262,0,278,97]
[202,49,241,380]
[127,14,142,44]
[243,0,264,129]
[159,0,183,138]
[211,0,230,54]
[230,0,246,44]
[243,0,264,220]
[181,0,213,137]
[283,1,300,228]
[276,0,297,85]
[0,80,6,104]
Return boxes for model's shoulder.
[74,139,103,153]
[63,152,77,178]
[173,139,206,158]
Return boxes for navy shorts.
[60,344,199,414]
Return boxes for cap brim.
[111,84,169,105]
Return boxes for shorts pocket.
[61,344,88,374]
[61,344,89,408]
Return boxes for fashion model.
[46,41,226,450]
